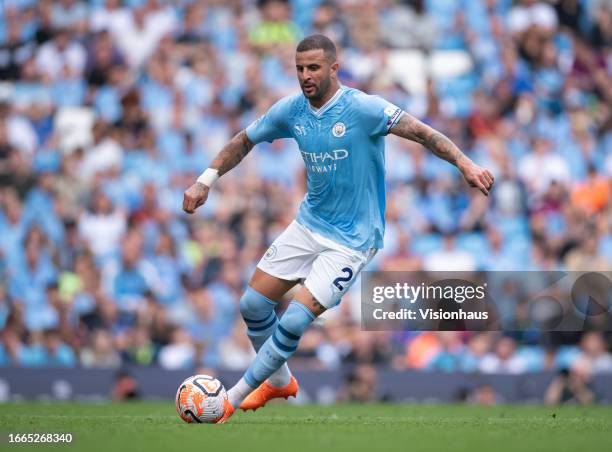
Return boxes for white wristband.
[196,168,219,187]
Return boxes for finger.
[475,179,489,196]
[479,172,489,186]
[183,196,195,214]
[477,172,491,189]
[479,174,492,189]
[483,172,494,187]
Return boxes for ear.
[330,61,339,78]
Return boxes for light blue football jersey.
[245,86,404,251]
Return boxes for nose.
[301,68,313,80]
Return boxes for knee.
[240,287,276,321]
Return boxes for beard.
[301,76,331,101]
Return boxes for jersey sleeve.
[358,94,404,138]
[245,96,293,144]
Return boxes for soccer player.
[182,34,494,422]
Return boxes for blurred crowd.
[0,0,611,379]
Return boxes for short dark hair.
[296,34,337,62]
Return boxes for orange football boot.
[214,398,236,424]
[239,376,299,411]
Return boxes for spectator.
[460,333,492,372]
[467,383,501,405]
[428,332,466,372]
[518,137,571,198]
[112,2,176,69]
[311,2,350,49]
[85,30,124,87]
[111,370,140,400]
[0,284,9,331]
[508,0,558,37]
[79,120,123,180]
[573,332,612,374]
[423,234,477,271]
[564,233,611,271]
[90,0,131,35]
[123,326,156,366]
[35,27,86,81]
[41,329,77,367]
[145,230,186,305]
[218,320,256,370]
[103,230,160,310]
[249,0,302,52]
[336,364,379,403]
[80,329,121,368]
[0,21,37,81]
[78,190,126,260]
[380,0,438,50]
[0,101,38,157]
[479,336,528,374]
[51,0,88,34]
[571,165,610,214]
[544,365,596,406]
[158,326,195,370]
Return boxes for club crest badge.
[264,245,277,260]
[332,122,346,137]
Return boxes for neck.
[308,80,340,109]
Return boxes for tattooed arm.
[390,113,494,195]
[183,130,255,214]
[207,130,255,176]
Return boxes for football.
[175,375,228,424]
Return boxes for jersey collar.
[307,84,346,118]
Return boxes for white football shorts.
[257,220,378,309]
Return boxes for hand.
[183,182,210,214]
[458,159,495,196]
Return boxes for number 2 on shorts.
[333,267,354,291]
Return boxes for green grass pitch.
[1,402,611,452]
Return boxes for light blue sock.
[244,301,316,389]
[239,287,292,386]
[240,287,278,351]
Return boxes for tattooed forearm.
[390,113,495,195]
[390,114,467,167]
[209,130,255,176]
[425,130,466,167]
